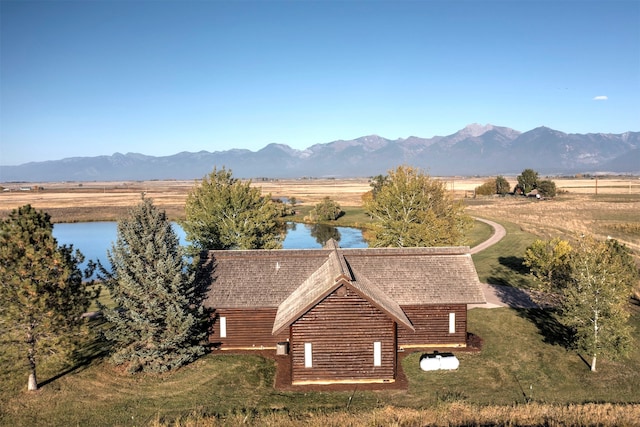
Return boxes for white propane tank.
[419,353,459,371]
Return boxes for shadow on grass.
[486,276,508,287]
[499,256,529,275]
[492,286,539,308]
[516,308,574,348]
[486,256,532,288]
[40,320,112,388]
[577,353,594,370]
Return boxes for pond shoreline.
[53,221,368,277]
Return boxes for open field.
[466,194,640,252]
[1,307,639,426]
[0,180,195,222]
[2,176,638,253]
[2,175,639,222]
[0,179,374,222]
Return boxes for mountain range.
[2,124,638,182]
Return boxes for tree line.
[475,168,557,198]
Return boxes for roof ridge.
[347,264,415,332]
[340,246,471,256]
[272,251,345,335]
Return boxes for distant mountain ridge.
[2,124,638,182]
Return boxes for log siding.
[398,304,468,348]
[203,243,486,385]
[210,308,288,349]
[290,285,396,383]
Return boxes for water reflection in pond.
[285,222,366,248]
[53,221,367,270]
[310,223,341,246]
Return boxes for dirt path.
[469,217,540,309]
[470,217,506,254]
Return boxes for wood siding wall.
[398,304,467,347]
[210,308,288,349]
[290,285,396,383]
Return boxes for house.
[526,188,542,199]
[201,239,486,386]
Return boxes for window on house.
[304,342,313,368]
[373,341,382,367]
[219,316,227,338]
[449,312,456,334]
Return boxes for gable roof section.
[271,247,415,335]
[341,247,486,305]
[346,266,415,332]
[203,248,330,308]
[271,250,345,335]
[203,242,486,310]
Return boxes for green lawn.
[400,307,640,406]
[471,218,537,288]
[2,307,639,426]
[466,216,494,248]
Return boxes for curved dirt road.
[470,217,506,254]
[469,217,540,309]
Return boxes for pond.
[52,222,367,272]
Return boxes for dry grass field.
[0,180,195,222]
[466,193,640,252]
[1,176,639,251]
[0,178,372,222]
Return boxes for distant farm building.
[526,189,541,198]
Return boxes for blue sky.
[1,0,638,166]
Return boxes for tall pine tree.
[99,197,206,373]
[0,205,97,391]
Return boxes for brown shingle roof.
[271,246,415,335]
[342,248,486,305]
[203,241,486,313]
[346,266,415,332]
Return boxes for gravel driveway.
[469,217,540,309]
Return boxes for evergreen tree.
[363,166,472,247]
[0,205,97,390]
[182,167,283,251]
[99,197,206,373]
